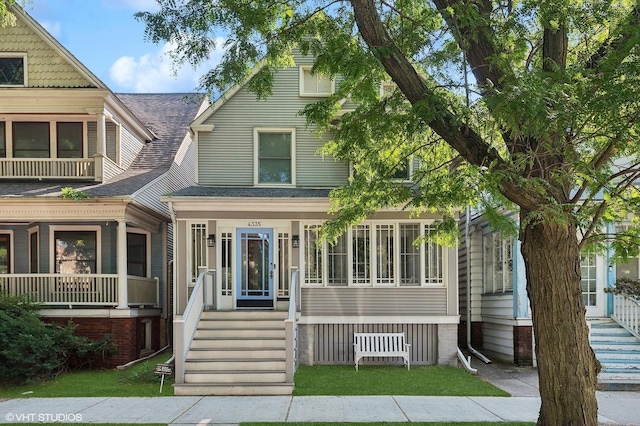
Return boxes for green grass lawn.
[0,353,174,398]
[293,365,510,396]
[0,360,507,399]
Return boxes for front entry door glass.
[236,228,274,308]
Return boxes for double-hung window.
[299,66,334,97]
[254,128,295,185]
[0,55,26,86]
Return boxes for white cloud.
[40,20,62,38]
[108,38,225,93]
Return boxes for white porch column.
[116,219,129,309]
[96,111,106,156]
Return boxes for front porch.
[0,274,159,308]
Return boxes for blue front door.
[236,228,274,308]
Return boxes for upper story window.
[300,66,334,97]
[0,122,5,157]
[254,128,296,185]
[0,54,26,86]
[0,121,85,159]
[13,122,50,158]
[392,159,412,181]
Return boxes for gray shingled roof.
[171,186,333,198]
[0,93,204,198]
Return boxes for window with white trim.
[0,232,11,274]
[254,128,295,185]
[614,224,640,280]
[303,222,445,287]
[190,223,207,284]
[55,230,97,274]
[221,232,233,296]
[483,232,514,293]
[29,226,38,273]
[127,231,149,277]
[581,250,597,306]
[299,66,334,96]
[0,122,5,157]
[0,54,26,86]
[277,233,290,297]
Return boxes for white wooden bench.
[353,332,411,371]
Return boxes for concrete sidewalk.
[1,393,639,425]
[1,361,639,425]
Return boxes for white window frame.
[49,225,102,274]
[0,229,14,274]
[299,66,335,97]
[28,226,39,273]
[126,228,151,278]
[483,232,514,294]
[253,127,296,186]
[0,52,28,87]
[2,118,88,159]
[301,221,447,287]
[187,222,208,286]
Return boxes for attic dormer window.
[0,54,26,86]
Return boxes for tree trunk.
[520,212,600,426]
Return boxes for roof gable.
[1,6,105,88]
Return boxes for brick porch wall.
[513,325,534,366]
[42,315,161,367]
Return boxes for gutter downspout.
[465,206,492,364]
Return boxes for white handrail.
[173,267,206,384]
[612,293,640,339]
[285,268,299,383]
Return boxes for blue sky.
[24,0,223,93]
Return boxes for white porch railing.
[127,276,160,307]
[612,293,640,339]
[285,268,300,383]
[0,274,118,306]
[0,158,95,179]
[174,267,209,384]
[0,273,159,307]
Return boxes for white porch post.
[94,111,106,182]
[116,219,129,309]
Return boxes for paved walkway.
[0,361,638,425]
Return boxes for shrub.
[0,295,117,385]
[605,277,640,299]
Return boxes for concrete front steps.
[174,310,294,396]
[590,319,640,390]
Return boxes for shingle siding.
[0,17,92,88]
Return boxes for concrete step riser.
[190,339,285,349]
[187,349,286,359]
[194,329,285,339]
[591,336,638,342]
[200,311,288,320]
[185,360,286,371]
[184,372,287,383]
[174,384,294,396]
[198,320,286,330]
[595,351,640,360]
[600,363,640,370]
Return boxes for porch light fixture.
[292,235,300,248]
[207,234,216,247]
